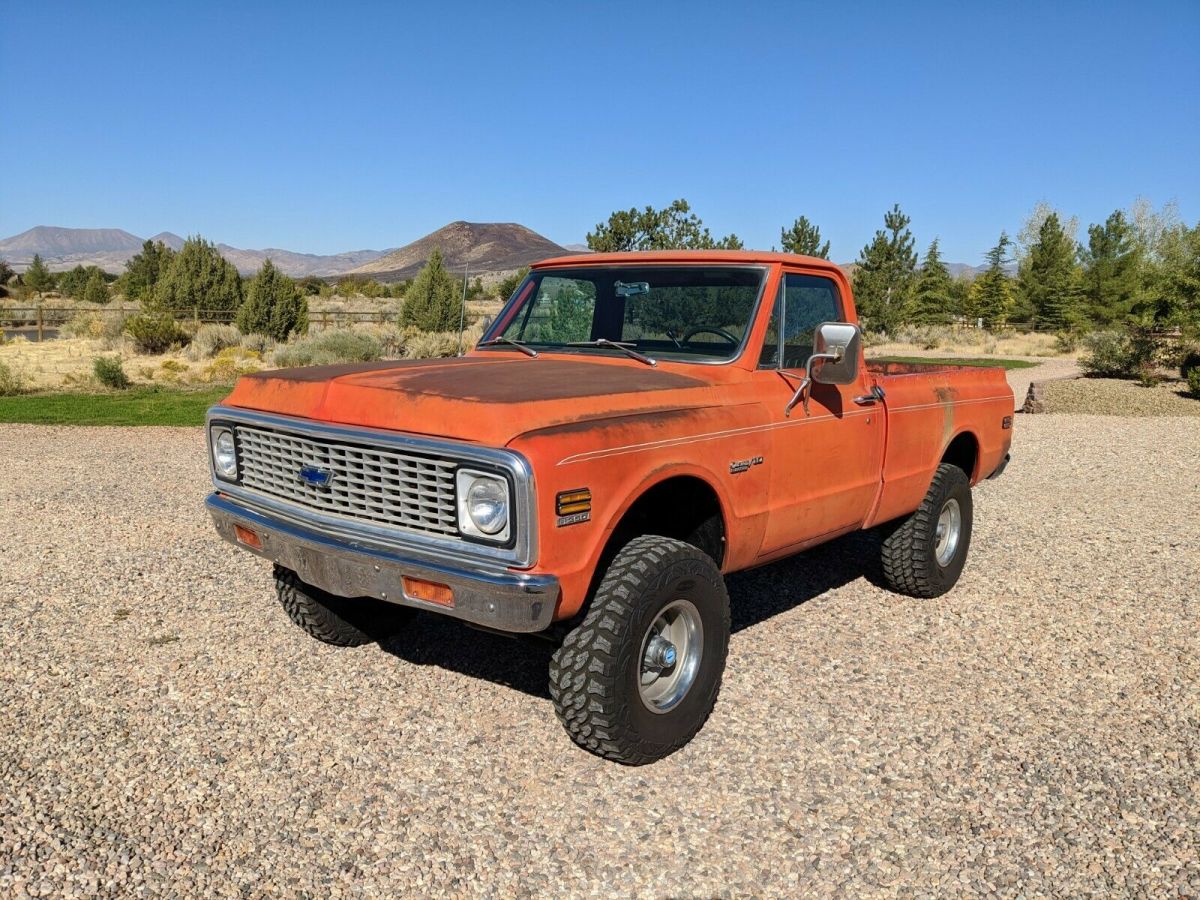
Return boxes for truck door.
[752,270,885,558]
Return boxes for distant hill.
[216,245,393,278]
[149,232,186,251]
[349,221,572,282]
[0,225,144,258]
[0,225,394,277]
[0,226,148,272]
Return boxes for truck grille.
[235,425,460,538]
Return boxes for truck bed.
[865,359,1014,527]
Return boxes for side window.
[758,273,843,369]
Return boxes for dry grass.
[0,336,262,392]
[0,316,491,392]
[868,327,1070,360]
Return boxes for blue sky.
[2,0,1197,263]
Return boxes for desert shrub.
[239,332,276,355]
[1187,368,1200,399]
[188,323,243,360]
[93,355,131,389]
[1080,331,1135,377]
[125,313,189,354]
[402,330,460,359]
[403,323,484,360]
[1180,350,1200,381]
[64,311,105,339]
[159,358,188,384]
[0,361,23,395]
[1054,331,1079,354]
[373,324,408,357]
[273,329,382,368]
[893,324,955,351]
[203,348,262,382]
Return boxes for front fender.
[510,403,771,619]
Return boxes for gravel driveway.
[1,417,1197,897]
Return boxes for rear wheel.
[549,535,730,765]
[880,463,973,598]
[274,564,414,646]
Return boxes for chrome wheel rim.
[934,498,962,567]
[638,599,703,714]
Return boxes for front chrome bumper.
[207,493,559,633]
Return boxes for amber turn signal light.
[402,576,454,607]
[233,524,263,551]
[556,488,592,516]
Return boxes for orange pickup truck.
[206,251,1014,764]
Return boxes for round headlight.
[467,478,508,535]
[213,428,238,480]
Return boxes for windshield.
[482,265,767,362]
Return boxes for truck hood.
[222,356,718,446]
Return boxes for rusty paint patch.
[348,359,706,403]
[521,407,702,440]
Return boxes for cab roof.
[532,249,846,275]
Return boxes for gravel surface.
[1004,356,1080,412]
[1,418,1198,897]
[1043,376,1200,417]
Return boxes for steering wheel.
[681,325,740,347]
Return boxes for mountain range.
[0,226,397,278]
[0,223,1001,281]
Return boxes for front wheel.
[275,565,415,646]
[549,535,730,765]
[880,463,973,598]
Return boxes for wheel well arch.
[941,430,980,482]
[580,474,727,608]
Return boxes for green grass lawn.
[0,387,231,426]
[868,355,1039,370]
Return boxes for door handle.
[853,385,886,405]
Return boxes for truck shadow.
[377,529,886,701]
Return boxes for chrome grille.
[235,426,460,537]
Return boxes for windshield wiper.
[565,339,657,367]
[478,336,538,358]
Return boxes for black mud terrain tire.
[549,535,730,765]
[881,462,973,598]
[274,564,414,646]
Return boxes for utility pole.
[456,260,469,356]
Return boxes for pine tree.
[910,239,954,324]
[496,266,530,302]
[587,199,741,251]
[400,248,460,332]
[236,259,308,341]
[58,265,89,299]
[1079,211,1142,326]
[1018,213,1081,329]
[82,267,109,304]
[151,236,242,314]
[852,204,918,334]
[780,216,830,258]
[124,239,176,302]
[972,232,1014,330]
[24,254,54,295]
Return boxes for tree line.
[587,198,1200,336]
[3,239,491,342]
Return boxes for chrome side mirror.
[811,322,861,385]
[784,322,863,417]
